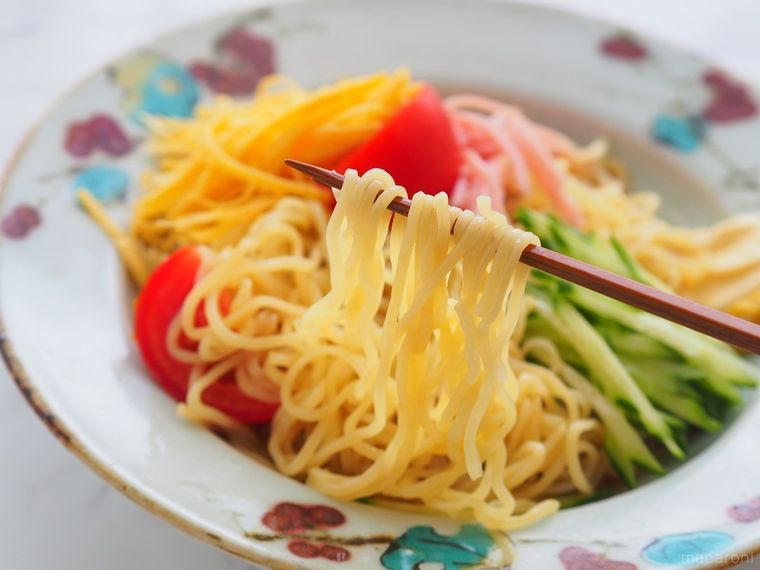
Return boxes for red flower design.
[2,204,41,239]
[261,502,346,533]
[287,539,320,558]
[600,34,647,61]
[702,69,757,123]
[728,497,760,523]
[220,27,275,72]
[286,539,351,561]
[64,114,132,158]
[262,502,350,561]
[190,27,275,95]
[319,543,351,562]
[560,546,638,570]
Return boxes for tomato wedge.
[134,246,279,424]
[134,246,199,402]
[335,84,461,196]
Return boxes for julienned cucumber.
[518,208,757,486]
[567,286,756,401]
[531,294,683,459]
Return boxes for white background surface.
[0,0,758,568]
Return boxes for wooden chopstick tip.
[284,159,307,172]
[285,159,344,188]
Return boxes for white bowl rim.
[2,1,760,568]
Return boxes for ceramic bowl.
[2,1,760,568]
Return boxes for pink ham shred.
[445,95,584,226]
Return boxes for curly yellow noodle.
[167,197,331,429]
[253,169,606,530]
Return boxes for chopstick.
[285,159,760,354]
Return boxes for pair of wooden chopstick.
[285,159,760,354]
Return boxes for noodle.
[168,197,330,429]
[255,169,604,530]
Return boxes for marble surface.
[0,0,758,568]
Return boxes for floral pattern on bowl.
[64,114,133,158]
[559,546,637,570]
[1,205,41,240]
[110,52,199,124]
[189,25,276,95]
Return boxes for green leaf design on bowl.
[380,524,496,570]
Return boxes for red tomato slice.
[134,246,278,424]
[134,246,200,401]
[335,84,461,196]
[202,373,279,424]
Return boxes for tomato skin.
[134,246,278,424]
[335,84,461,196]
[202,374,279,424]
[135,246,200,402]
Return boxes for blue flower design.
[111,53,199,125]
[651,114,705,153]
[641,531,734,566]
[73,165,129,203]
[137,62,199,121]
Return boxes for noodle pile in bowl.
[79,69,760,537]
[146,168,611,530]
